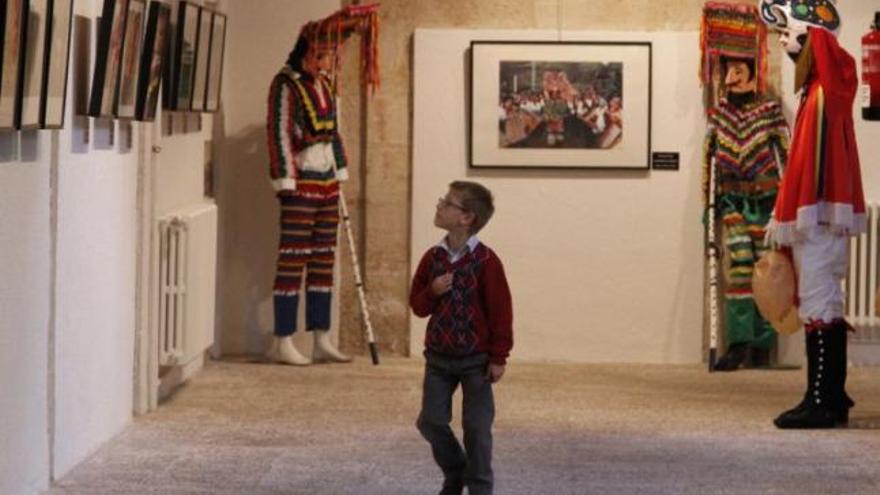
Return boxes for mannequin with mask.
[760,0,866,429]
[704,56,790,371]
[265,5,379,366]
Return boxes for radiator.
[845,202,880,346]
[157,203,218,366]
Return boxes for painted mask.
[759,0,840,55]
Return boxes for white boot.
[270,336,311,366]
[313,331,352,363]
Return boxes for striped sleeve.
[267,75,298,192]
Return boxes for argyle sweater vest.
[409,243,513,365]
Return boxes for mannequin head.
[723,58,757,94]
[759,0,840,57]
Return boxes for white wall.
[0,139,51,495]
[412,29,706,364]
[0,0,221,491]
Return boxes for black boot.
[774,326,840,429]
[713,342,749,372]
[829,320,854,424]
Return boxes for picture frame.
[189,5,210,112]
[134,0,169,121]
[470,40,653,170]
[203,10,225,113]
[0,0,27,130]
[40,0,74,129]
[114,0,144,118]
[170,0,198,111]
[89,0,130,118]
[17,0,49,129]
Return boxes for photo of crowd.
[498,61,623,149]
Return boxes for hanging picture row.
[0,0,74,130]
[165,0,225,113]
[90,0,225,122]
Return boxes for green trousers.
[720,193,777,349]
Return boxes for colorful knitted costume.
[266,5,379,336]
[705,96,790,349]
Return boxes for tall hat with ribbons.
[295,3,381,94]
[759,0,840,35]
[700,1,769,106]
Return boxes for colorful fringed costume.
[701,2,784,368]
[704,97,790,351]
[266,5,379,336]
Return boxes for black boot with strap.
[773,322,846,429]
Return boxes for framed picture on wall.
[0,0,27,130]
[203,10,225,113]
[189,5,210,112]
[114,0,145,118]
[39,0,74,129]
[88,0,131,118]
[470,41,653,170]
[17,0,50,129]
[134,0,170,121]
[170,0,198,111]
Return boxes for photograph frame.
[170,0,199,111]
[203,10,225,113]
[134,0,169,122]
[88,0,131,118]
[114,0,145,118]
[469,40,653,170]
[39,0,74,129]
[17,0,49,130]
[189,5,210,112]
[0,0,28,130]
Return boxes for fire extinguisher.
[863,12,880,121]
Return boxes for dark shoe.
[774,402,839,429]
[748,347,771,368]
[713,343,749,371]
[773,324,846,429]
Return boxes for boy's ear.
[462,210,476,229]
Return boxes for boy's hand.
[486,364,506,383]
[431,273,453,296]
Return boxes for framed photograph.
[0,0,27,130]
[203,10,225,113]
[470,41,652,170]
[40,0,74,129]
[189,5,210,112]
[89,0,130,118]
[170,0,198,110]
[134,0,169,121]
[114,0,144,118]
[17,0,49,129]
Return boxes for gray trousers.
[417,351,495,495]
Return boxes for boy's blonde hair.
[450,181,494,234]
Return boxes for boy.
[410,181,513,495]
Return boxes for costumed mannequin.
[760,0,866,428]
[266,5,380,366]
[701,2,789,371]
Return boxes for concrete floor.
[47,357,880,495]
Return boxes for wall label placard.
[652,152,679,171]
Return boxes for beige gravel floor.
[46,357,880,495]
